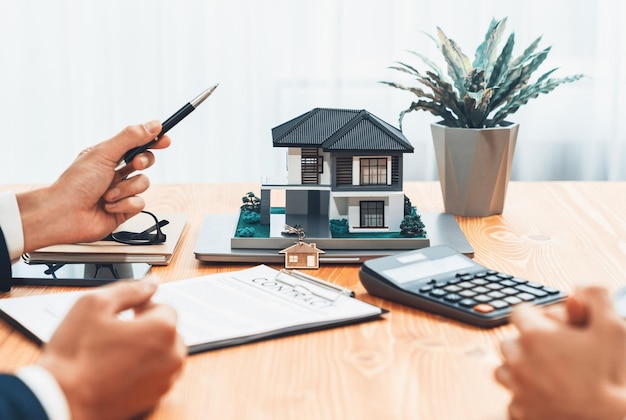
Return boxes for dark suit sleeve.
[0,226,12,292]
[0,374,48,419]
[0,231,47,418]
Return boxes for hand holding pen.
[116,84,218,170]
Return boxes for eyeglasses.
[102,211,169,245]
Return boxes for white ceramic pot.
[431,122,519,216]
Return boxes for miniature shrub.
[236,226,256,237]
[241,210,261,224]
[329,219,350,236]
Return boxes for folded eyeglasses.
[102,211,169,245]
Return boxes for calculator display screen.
[382,254,475,285]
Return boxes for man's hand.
[38,278,186,420]
[17,121,171,252]
[495,286,626,419]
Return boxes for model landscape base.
[231,213,428,250]
[194,213,473,264]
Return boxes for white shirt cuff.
[16,365,70,420]
[0,191,24,261]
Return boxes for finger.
[113,135,171,179]
[500,337,522,362]
[494,365,515,389]
[509,400,524,420]
[148,134,172,150]
[576,285,618,326]
[103,195,145,214]
[104,174,150,203]
[135,301,179,326]
[95,277,159,313]
[543,303,569,323]
[566,292,589,327]
[115,152,154,179]
[97,120,164,164]
[510,303,556,333]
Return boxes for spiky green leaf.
[437,27,471,97]
[487,33,515,88]
[473,17,508,80]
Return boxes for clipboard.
[0,265,386,354]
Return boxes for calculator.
[359,245,567,328]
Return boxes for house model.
[260,108,414,238]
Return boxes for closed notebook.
[23,213,187,265]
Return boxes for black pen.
[116,84,218,170]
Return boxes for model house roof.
[279,242,325,255]
[272,108,414,153]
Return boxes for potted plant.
[382,17,585,216]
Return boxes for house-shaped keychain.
[279,225,325,269]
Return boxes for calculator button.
[515,284,548,297]
[473,303,494,313]
[526,281,544,289]
[474,294,492,303]
[473,286,490,294]
[419,285,433,293]
[430,289,446,297]
[485,275,501,282]
[543,287,560,294]
[497,273,514,279]
[486,283,504,290]
[504,296,522,305]
[444,294,462,302]
[489,300,509,309]
[458,281,475,289]
[459,298,477,307]
[487,291,505,299]
[512,277,528,284]
[455,272,470,277]
[444,285,463,293]
[459,290,477,298]
[470,279,488,286]
[459,275,474,281]
[500,280,517,287]
[501,287,519,295]
[516,292,536,301]
[447,278,461,285]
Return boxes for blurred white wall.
[0,0,623,184]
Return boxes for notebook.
[24,213,187,266]
[0,265,386,354]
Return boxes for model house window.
[360,158,387,185]
[335,157,353,185]
[301,148,322,184]
[360,201,384,227]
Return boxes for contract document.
[0,265,385,354]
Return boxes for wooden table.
[2,182,626,420]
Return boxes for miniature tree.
[241,192,261,213]
[404,195,413,216]
[400,212,426,237]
